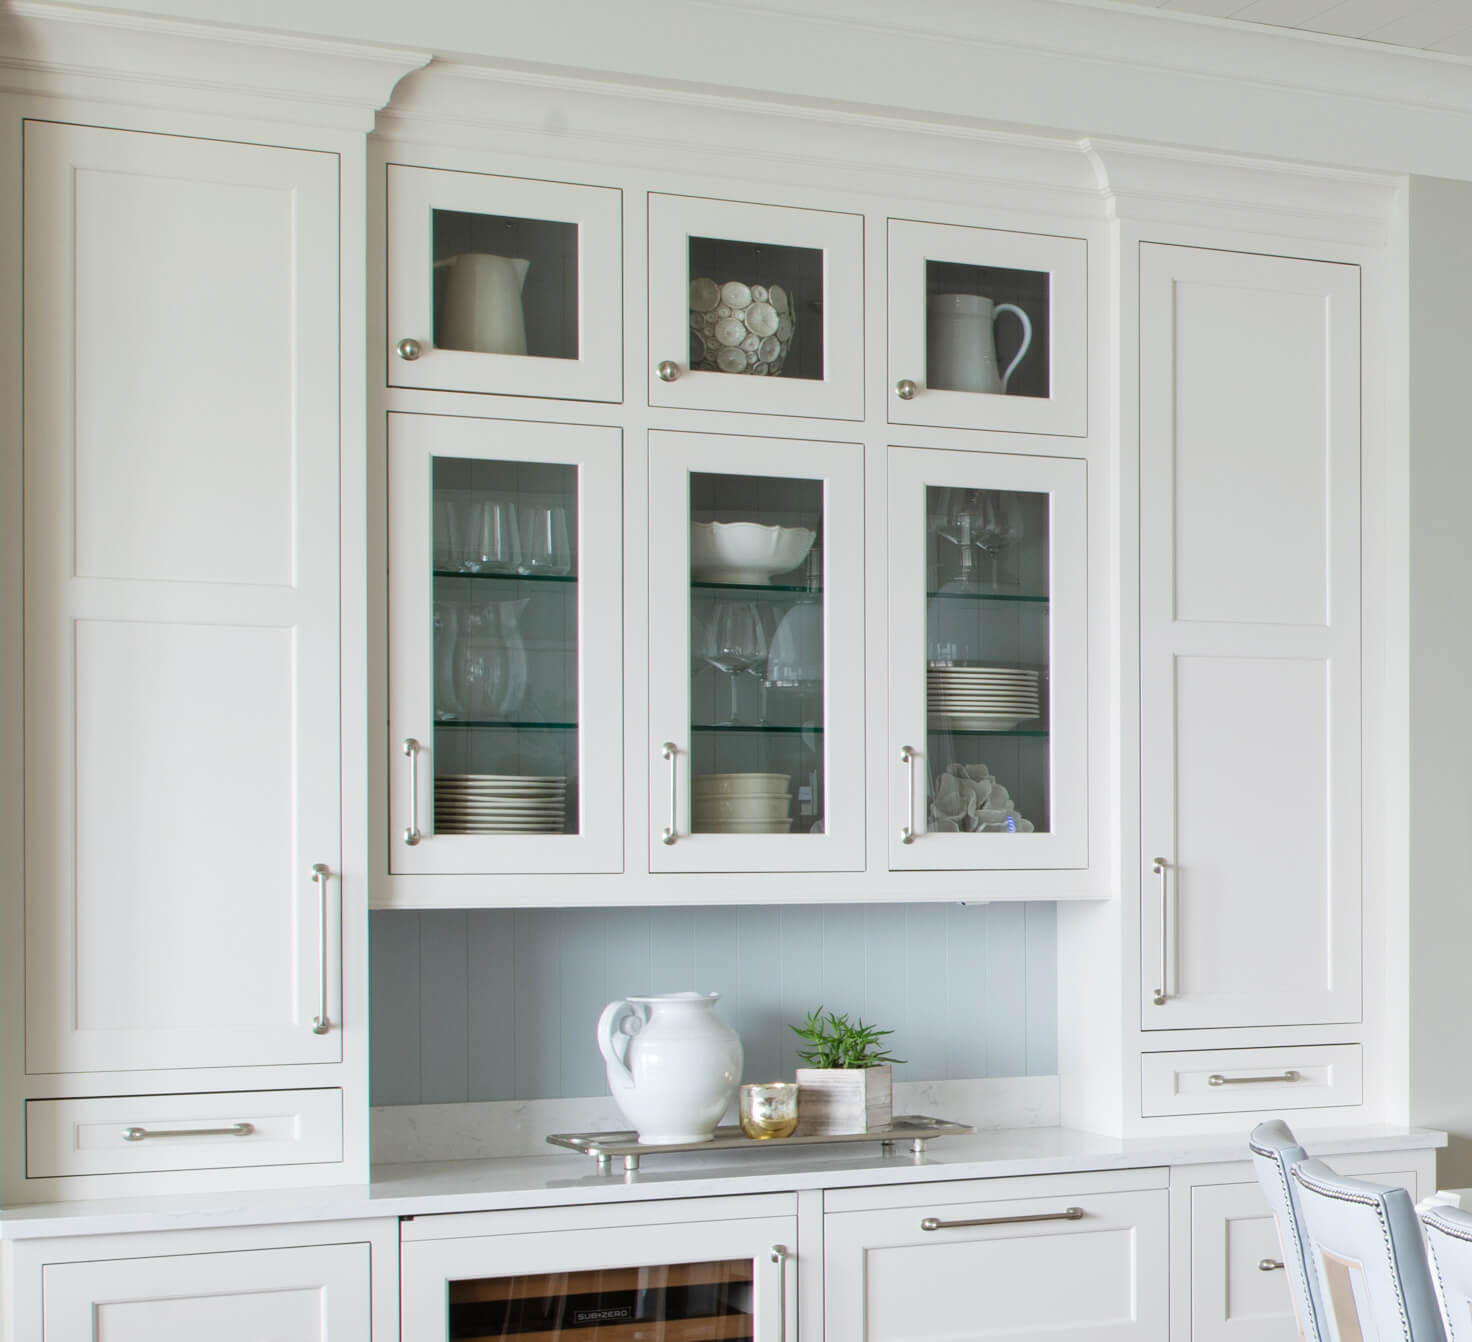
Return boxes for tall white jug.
[437,252,530,355]
[927,292,1033,394]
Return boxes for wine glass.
[974,491,1024,590]
[706,601,768,724]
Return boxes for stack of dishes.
[434,773,567,834]
[927,665,1041,732]
[692,772,792,834]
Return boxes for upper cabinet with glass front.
[387,165,623,401]
[888,219,1087,436]
[648,193,865,420]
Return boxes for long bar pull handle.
[1152,857,1169,1005]
[1259,1258,1285,1272]
[311,863,332,1035]
[661,742,679,845]
[123,1123,254,1142]
[901,745,918,844]
[402,738,422,845]
[1210,1071,1300,1087]
[922,1207,1084,1232]
[770,1244,789,1342]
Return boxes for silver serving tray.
[547,1114,974,1172]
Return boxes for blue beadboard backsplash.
[370,903,1057,1107]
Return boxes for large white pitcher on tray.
[597,992,743,1145]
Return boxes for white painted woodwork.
[22,121,342,1073]
[887,218,1088,436]
[41,1241,371,1341]
[401,1196,796,1341]
[824,1175,1169,1341]
[387,412,624,874]
[26,1089,342,1178]
[1140,1044,1362,1117]
[887,446,1089,871]
[1139,243,1361,1030]
[647,192,865,420]
[387,164,623,401]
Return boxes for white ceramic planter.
[794,1064,893,1135]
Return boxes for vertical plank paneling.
[861,906,910,1078]
[902,904,949,1081]
[559,910,609,1097]
[466,909,517,1102]
[369,910,422,1106]
[819,906,867,1019]
[418,911,469,1104]
[513,911,562,1098]
[943,905,990,1080]
[649,906,697,989]
[736,906,783,1082]
[984,902,1029,1077]
[778,906,824,1075]
[692,907,742,1040]
[1026,901,1059,1075]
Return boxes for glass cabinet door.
[387,165,623,401]
[887,445,1087,871]
[648,193,864,420]
[388,412,622,875]
[887,219,1087,436]
[649,430,864,873]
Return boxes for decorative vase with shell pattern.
[689,278,796,376]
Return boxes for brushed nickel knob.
[656,360,680,383]
[396,338,422,361]
[895,378,918,401]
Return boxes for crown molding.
[0,1,429,132]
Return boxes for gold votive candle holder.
[739,1081,799,1139]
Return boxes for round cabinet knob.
[895,378,918,401]
[656,360,680,383]
[396,338,422,362]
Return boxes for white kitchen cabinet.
[21,120,344,1074]
[824,1169,1169,1341]
[647,429,866,872]
[401,1195,796,1340]
[387,411,624,875]
[1138,243,1361,1030]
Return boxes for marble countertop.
[0,1122,1444,1240]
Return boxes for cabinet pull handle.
[1209,1070,1300,1087]
[311,863,331,1035]
[1259,1258,1285,1272]
[770,1244,789,1342]
[656,360,680,383]
[922,1207,1084,1232]
[402,738,422,845]
[123,1122,254,1142]
[661,742,679,845]
[396,337,421,361]
[895,378,918,400]
[900,745,918,844]
[1152,856,1169,1005]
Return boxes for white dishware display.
[434,773,567,835]
[926,292,1033,395]
[692,793,793,823]
[597,991,744,1144]
[690,521,816,585]
[693,772,791,797]
[692,770,793,834]
[436,252,530,355]
[689,277,795,375]
[693,818,795,834]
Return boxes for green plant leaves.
[789,1005,905,1069]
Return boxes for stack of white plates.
[434,773,567,834]
[927,665,1041,732]
[692,772,793,834]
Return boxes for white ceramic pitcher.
[436,252,530,356]
[927,292,1033,394]
[597,992,743,1144]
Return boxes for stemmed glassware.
[705,601,768,724]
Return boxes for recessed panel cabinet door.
[1139,243,1361,1029]
[23,122,342,1071]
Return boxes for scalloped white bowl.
[691,522,816,585]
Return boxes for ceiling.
[1085,0,1472,57]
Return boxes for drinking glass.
[466,495,520,573]
[706,601,768,724]
[739,1082,799,1139]
[433,491,463,571]
[518,503,572,575]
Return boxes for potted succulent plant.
[790,1007,905,1135]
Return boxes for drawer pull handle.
[1208,1070,1300,1087]
[402,738,422,845]
[1259,1258,1285,1272]
[770,1244,789,1342]
[311,863,332,1036]
[1152,856,1169,1004]
[123,1122,255,1142]
[661,742,679,845]
[901,745,919,843]
[921,1207,1084,1232]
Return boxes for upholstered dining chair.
[1250,1119,1328,1341]
[1419,1201,1472,1339]
[1291,1156,1446,1341]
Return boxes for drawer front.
[1141,1044,1361,1116]
[26,1089,342,1177]
[825,1186,1169,1341]
[1190,1161,1421,1342]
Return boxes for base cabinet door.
[41,1242,371,1341]
[824,1173,1169,1341]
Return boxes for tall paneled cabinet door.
[647,430,864,872]
[1138,243,1361,1029]
[22,121,343,1073]
[388,412,623,875]
[887,446,1088,871]
[41,1242,371,1341]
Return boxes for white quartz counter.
[0,1123,1444,1241]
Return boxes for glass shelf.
[436,720,578,731]
[926,589,1048,604]
[692,722,824,735]
[692,580,821,596]
[433,569,577,584]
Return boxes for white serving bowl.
[691,818,795,834]
[692,794,793,822]
[691,522,816,585]
[692,772,792,797]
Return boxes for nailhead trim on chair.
[1251,1135,1325,1341]
[1417,1210,1470,1341]
[1292,1163,1414,1342]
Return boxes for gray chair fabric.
[1291,1156,1446,1341]
[1251,1119,1329,1341]
[1420,1202,1472,1339]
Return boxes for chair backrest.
[1420,1202,1472,1339]
[1291,1157,1446,1342]
[1250,1119,1328,1341]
